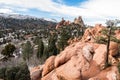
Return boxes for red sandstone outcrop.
[39,42,119,80]
[56,16,84,29]
[30,65,44,80]
[81,24,105,42]
[109,41,119,65]
[42,56,55,77]
[56,18,71,29]
[88,66,120,80]
[109,41,119,56]
[30,24,120,80]
[74,16,84,27]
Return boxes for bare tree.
[105,19,120,67]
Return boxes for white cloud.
[0,8,14,13]
[0,0,120,25]
[81,0,120,18]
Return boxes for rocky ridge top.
[31,24,120,80]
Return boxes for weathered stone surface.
[54,42,80,68]
[81,24,105,42]
[88,66,120,80]
[82,44,94,61]
[93,44,107,69]
[30,65,44,80]
[37,41,119,80]
[55,18,71,29]
[109,41,119,56]
[42,56,55,77]
[55,51,88,80]
[74,16,84,27]
[81,60,101,80]
[41,70,59,80]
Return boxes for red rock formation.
[56,16,84,29]
[55,18,71,29]
[30,65,44,80]
[56,18,66,29]
[74,16,84,27]
[88,66,120,80]
[81,24,105,42]
[109,41,119,65]
[42,56,55,77]
[40,42,118,80]
[31,24,120,80]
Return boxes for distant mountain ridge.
[0,13,38,19]
[0,13,56,29]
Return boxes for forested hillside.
[0,13,56,30]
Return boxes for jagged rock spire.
[74,16,85,27]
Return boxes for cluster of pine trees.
[21,23,84,65]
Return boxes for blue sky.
[0,0,120,25]
[53,0,87,6]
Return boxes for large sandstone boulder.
[35,42,120,80]
[54,42,83,68]
[41,42,104,80]
[55,44,95,80]
[56,56,83,80]
[109,41,119,65]
[93,44,107,69]
[109,41,119,56]
[39,41,120,80]
[82,44,94,61]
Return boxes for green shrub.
[110,36,120,43]
[95,36,107,44]
[95,35,120,44]
[15,63,30,80]
[0,67,6,79]
[0,63,30,80]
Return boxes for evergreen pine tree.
[22,41,33,61]
[37,39,44,58]
[1,43,16,58]
[48,32,58,56]
[57,26,71,51]
[105,19,120,67]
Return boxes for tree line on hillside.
[0,17,85,64]
[0,16,56,30]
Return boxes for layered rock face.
[74,16,85,27]
[30,65,44,80]
[55,18,71,29]
[56,16,85,29]
[31,24,120,80]
[81,24,105,42]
